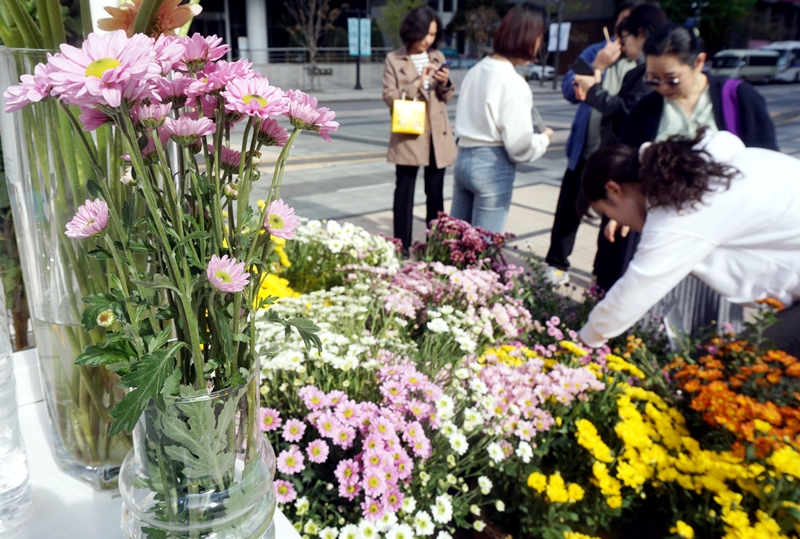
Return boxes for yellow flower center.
[369,477,379,487]
[344,409,354,418]
[85,58,121,78]
[285,456,296,467]
[290,426,299,434]
[243,93,268,107]
[269,214,284,229]
[344,468,352,478]
[311,446,320,456]
[263,416,273,425]
[214,270,233,283]
[277,485,288,495]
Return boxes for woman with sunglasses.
[571,3,670,292]
[578,130,800,356]
[621,24,777,151]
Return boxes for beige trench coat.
[382,47,457,168]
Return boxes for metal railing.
[235,47,396,64]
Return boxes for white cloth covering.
[580,131,800,347]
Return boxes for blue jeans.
[450,146,516,233]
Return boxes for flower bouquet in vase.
[3,27,335,537]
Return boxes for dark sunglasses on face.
[643,77,681,88]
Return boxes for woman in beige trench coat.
[382,5,457,256]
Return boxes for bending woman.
[578,130,800,356]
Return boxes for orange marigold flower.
[786,363,800,378]
[766,371,782,384]
[729,376,745,389]
[684,379,702,393]
[757,297,786,311]
[752,363,770,374]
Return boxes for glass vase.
[119,371,277,539]
[0,47,132,490]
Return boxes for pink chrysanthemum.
[47,30,161,108]
[176,33,229,73]
[361,497,384,522]
[162,116,215,145]
[257,118,290,147]
[338,481,361,501]
[274,480,297,504]
[221,77,287,119]
[65,199,109,239]
[153,34,185,75]
[263,199,300,240]
[258,407,282,432]
[332,425,357,449]
[153,73,190,108]
[282,419,306,443]
[307,439,330,464]
[132,102,172,129]
[385,489,404,512]
[334,458,359,485]
[3,61,54,113]
[187,59,256,99]
[283,90,339,142]
[207,144,242,175]
[79,107,113,131]
[299,386,329,409]
[276,447,305,475]
[206,254,249,293]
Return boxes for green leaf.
[175,230,212,248]
[81,292,126,332]
[160,384,240,483]
[131,274,182,294]
[86,179,104,200]
[87,247,114,260]
[75,342,134,367]
[109,342,186,436]
[155,306,179,320]
[129,240,156,253]
[285,317,322,352]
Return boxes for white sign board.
[548,22,571,52]
[348,18,372,57]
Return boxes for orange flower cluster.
[668,340,800,459]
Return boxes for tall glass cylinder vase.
[0,48,132,490]
[119,371,277,539]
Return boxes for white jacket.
[580,131,800,347]
[454,57,550,164]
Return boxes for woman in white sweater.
[451,3,553,233]
[578,130,800,356]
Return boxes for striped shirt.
[410,51,430,91]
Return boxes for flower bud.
[120,166,135,186]
[224,183,238,200]
[96,310,116,328]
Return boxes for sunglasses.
[643,77,681,88]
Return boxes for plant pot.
[0,47,131,490]
[119,371,277,539]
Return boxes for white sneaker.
[544,266,570,286]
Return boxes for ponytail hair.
[581,129,740,212]
[644,23,705,66]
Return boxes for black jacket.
[584,62,652,148]
[620,74,778,150]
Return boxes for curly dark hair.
[581,129,740,212]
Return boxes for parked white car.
[525,63,556,81]
[710,49,780,84]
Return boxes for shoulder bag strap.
[721,79,743,137]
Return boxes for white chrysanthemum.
[431,495,453,524]
[478,475,493,495]
[468,378,488,395]
[474,520,487,532]
[448,433,468,456]
[487,442,505,463]
[440,421,458,437]
[377,512,398,532]
[436,532,453,539]
[470,504,481,516]
[385,523,414,539]
[456,335,477,352]
[414,511,436,536]
[516,441,533,464]
[439,305,454,315]
[427,317,449,333]
[446,474,457,485]
[319,527,339,539]
[464,407,483,425]
[359,520,378,539]
[304,521,320,535]
[495,500,506,512]
[446,454,456,467]
[295,496,310,516]
[339,524,361,539]
[401,496,417,514]
[435,395,454,419]
[454,368,470,380]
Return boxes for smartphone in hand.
[434,59,454,73]
[570,56,595,76]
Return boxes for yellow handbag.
[391,91,426,135]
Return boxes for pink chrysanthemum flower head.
[263,199,300,240]
[206,254,249,293]
[257,118,290,147]
[273,480,297,504]
[3,61,54,113]
[132,102,172,130]
[284,90,339,142]
[65,199,109,239]
[307,439,329,464]
[162,116,215,145]
[47,30,161,108]
[258,407,282,432]
[208,144,242,175]
[276,447,305,475]
[282,419,306,443]
[79,107,113,131]
[153,34,185,74]
[221,77,287,120]
[187,59,256,99]
[153,73,190,108]
[176,33,229,73]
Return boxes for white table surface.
[0,348,300,539]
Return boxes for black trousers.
[762,301,800,358]
[393,153,445,250]
[593,216,641,293]
[545,158,585,271]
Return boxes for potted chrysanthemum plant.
[3,29,336,538]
